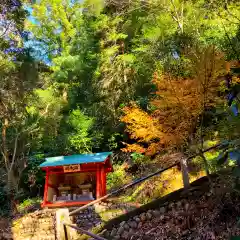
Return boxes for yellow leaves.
[121,105,161,142]
[121,104,175,155]
[121,143,146,154]
[153,74,201,112]
[151,74,202,145]
[121,46,227,156]
[121,105,163,155]
[232,76,240,85]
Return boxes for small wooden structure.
[39,152,112,208]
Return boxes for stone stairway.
[71,200,140,238]
[2,199,139,240]
[99,176,240,240]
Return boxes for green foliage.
[20,154,45,198]
[67,109,96,153]
[27,0,240,157]
[131,152,145,165]
[17,197,42,214]
[0,185,10,216]
[26,88,65,153]
[107,165,130,190]
[107,133,122,150]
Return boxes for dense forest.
[1,0,240,214]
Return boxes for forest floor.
[102,173,240,240]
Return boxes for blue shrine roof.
[39,152,112,168]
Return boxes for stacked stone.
[73,201,139,232]
[103,197,209,239]
[12,210,56,240]
[104,205,169,240]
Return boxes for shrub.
[19,153,45,199]
[107,165,132,191]
[0,185,10,216]
[17,197,42,214]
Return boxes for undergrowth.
[107,163,205,205]
[17,197,41,214]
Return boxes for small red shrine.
[39,152,112,208]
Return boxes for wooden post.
[63,225,68,240]
[180,157,190,189]
[43,168,49,206]
[96,165,101,199]
[56,208,72,240]
[101,166,106,196]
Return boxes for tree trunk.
[180,157,190,189]
[2,118,9,168]
[7,169,18,194]
[7,169,19,215]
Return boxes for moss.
[107,165,206,206]
[117,167,204,204]
[17,197,41,214]
[99,208,123,221]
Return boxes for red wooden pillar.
[101,166,106,196]
[43,168,49,207]
[96,165,101,199]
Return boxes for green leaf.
[120,54,136,63]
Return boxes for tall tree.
[0,0,40,196]
[121,46,226,180]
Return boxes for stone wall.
[0,199,138,240]
[12,209,56,240]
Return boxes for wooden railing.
[63,223,107,240]
[62,143,228,239]
[69,162,179,216]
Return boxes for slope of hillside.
[101,174,240,240]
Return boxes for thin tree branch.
[170,0,183,33]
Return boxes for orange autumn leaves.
[121,46,227,156]
[121,75,202,155]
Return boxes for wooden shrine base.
[42,200,92,208]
